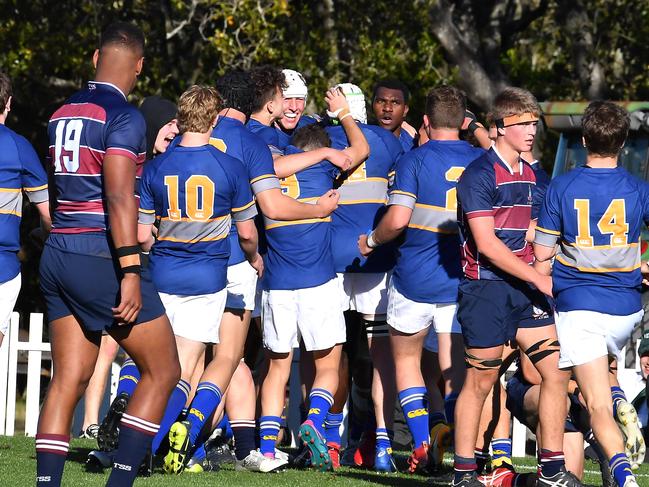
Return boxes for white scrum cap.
[336,83,367,124]
[282,69,308,99]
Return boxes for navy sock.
[231,419,256,460]
[259,415,281,457]
[611,386,627,417]
[36,434,69,486]
[324,412,344,445]
[398,386,429,448]
[115,358,140,397]
[306,388,334,436]
[475,448,490,474]
[444,391,459,427]
[151,379,190,454]
[187,382,223,445]
[454,454,477,482]
[106,415,159,486]
[609,452,634,487]
[539,449,565,478]
[429,411,446,429]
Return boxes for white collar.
[88,80,127,101]
[492,145,522,176]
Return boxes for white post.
[110,361,120,404]
[5,313,20,436]
[0,312,16,435]
[24,313,45,437]
[511,417,528,457]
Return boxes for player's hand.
[249,253,264,278]
[534,273,553,298]
[112,273,142,325]
[327,148,352,171]
[642,261,649,286]
[401,120,417,137]
[358,234,373,257]
[325,87,349,115]
[315,189,340,217]
[462,110,477,131]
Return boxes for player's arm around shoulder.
[532,179,563,263]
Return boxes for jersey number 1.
[574,198,629,247]
[164,175,215,222]
[54,119,83,173]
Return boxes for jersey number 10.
[164,175,215,222]
[574,198,629,247]
[54,119,83,173]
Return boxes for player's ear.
[92,49,100,69]
[135,57,143,76]
[581,136,586,148]
[5,96,11,113]
[403,104,409,117]
[422,114,429,128]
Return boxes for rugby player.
[453,87,578,487]
[534,100,647,487]
[324,82,403,471]
[0,72,50,348]
[360,85,483,474]
[372,79,415,152]
[257,88,367,472]
[37,22,180,487]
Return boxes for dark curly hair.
[215,70,255,119]
[249,65,286,113]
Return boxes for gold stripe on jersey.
[264,216,332,230]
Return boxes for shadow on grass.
[338,470,454,486]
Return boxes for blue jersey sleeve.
[388,152,417,209]
[105,109,146,163]
[535,181,562,247]
[231,162,257,222]
[137,162,157,225]
[17,134,48,203]
[641,181,649,226]
[457,162,496,219]
[245,137,281,194]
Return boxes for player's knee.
[586,400,614,421]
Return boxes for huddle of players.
[0,20,638,487]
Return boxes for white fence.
[1,312,646,458]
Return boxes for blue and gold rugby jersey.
[536,165,649,315]
[327,123,403,273]
[399,129,415,152]
[209,116,280,266]
[47,81,146,236]
[0,125,48,283]
[138,144,256,296]
[247,119,286,153]
[390,140,484,303]
[263,145,340,290]
[457,148,537,281]
[276,115,319,149]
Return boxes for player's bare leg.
[367,330,396,471]
[516,325,569,454]
[81,334,119,438]
[421,349,444,413]
[391,327,432,472]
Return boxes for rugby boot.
[374,445,397,473]
[615,400,646,469]
[299,419,333,472]
[537,467,584,486]
[163,420,192,474]
[97,392,130,451]
[326,441,341,469]
[406,442,429,474]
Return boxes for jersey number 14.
[574,198,629,247]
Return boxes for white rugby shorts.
[555,309,643,368]
[337,272,390,317]
[262,278,346,353]
[225,261,258,311]
[159,289,227,344]
[0,273,21,336]
[387,281,461,336]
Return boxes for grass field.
[2,436,649,486]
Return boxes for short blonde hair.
[177,85,222,134]
[488,87,540,128]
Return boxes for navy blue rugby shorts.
[458,278,554,349]
[39,233,165,332]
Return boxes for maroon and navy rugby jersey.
[47,81,146,234]
[457,147,536,280]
